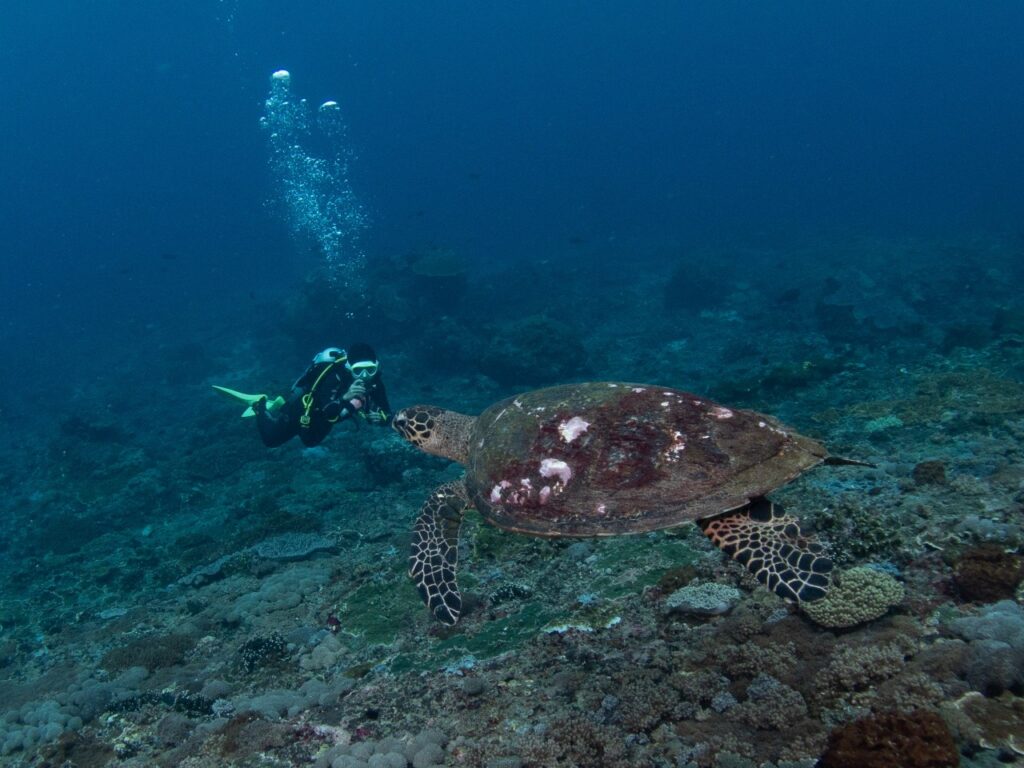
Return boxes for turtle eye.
[391,412,410,436]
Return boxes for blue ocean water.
[1,2,1023,765]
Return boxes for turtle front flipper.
[409,481,470,625]
[698,497,832,603]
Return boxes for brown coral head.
[819,710,959,768]
[912,459,947,485]
[953,691,1024,756]
[953,543,1024,604]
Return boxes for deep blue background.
[2,1,1023,388]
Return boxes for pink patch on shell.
[558,416,590,442]
[490,480,512,503]
[539,458,572,485]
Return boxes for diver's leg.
[256,398,300,447]
[298,418,331,446]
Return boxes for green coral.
[803,566,904,628]
[864,414,904,433]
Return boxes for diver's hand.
[343,380,366,402]
[365,410,388,425]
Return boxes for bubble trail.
[260,70,368,314]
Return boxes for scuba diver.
[215,343,391,448]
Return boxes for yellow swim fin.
[212,385,285,417]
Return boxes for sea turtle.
[393,382,861,625]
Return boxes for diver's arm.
[291,364,317,393]
[370,378,392,415]
[362,379,392,425]
[322,379,362,422]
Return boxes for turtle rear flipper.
[698,497,832,602]
[409,481,470,625]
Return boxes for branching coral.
[814,640,911,696]
[730,674,808,731]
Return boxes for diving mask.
[346,360,379,379]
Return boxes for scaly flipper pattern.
[698,497,832,602]
[409,481,470,625]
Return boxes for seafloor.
[1,236,1023,767]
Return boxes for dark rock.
[59,416,128,444]
[155,712,194,747]
[912,460,947,486]
[565,541,593,561]
[993,305,1024,336]
[954,544,1024,603]
[490,582,533,606]
[485,758,523,768]
[477,315,588,386]
[942,323,994,352]
[407,247,468,307]
[818,710,958,768]
[38,732,116,768]
[663,260,730,312]
[656,564,696,593]
[102,633,194,673]
[815,301,872,344]
[218,711,290,759]
[776,287,801,304]
[962,638,1023,695]
[35,513,108,555]
[238,633,289,673]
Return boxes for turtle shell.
[465,382,827,537]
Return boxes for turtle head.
[393,406,473,464]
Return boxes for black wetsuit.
[254,361,392,448]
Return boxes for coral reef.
[814,638,913,696]
[238,632,289,673]
[945,691,1024,757]
[2,235,1024,766]
[818,710,958,768]
[953,543,1024,603]
[477,315,588,386]
[808,500,903,565]
[664,582,742,616]
[731,674,808,731]
[947,600,1024,694]
[101,633,195,673]
[802,566,904,628]
[912,459,947,486]
[663,257,733,313]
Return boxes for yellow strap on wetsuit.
[300,361,341,428]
